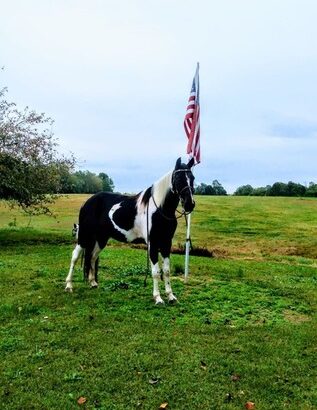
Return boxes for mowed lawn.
[0,195,316,409]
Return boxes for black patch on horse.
[112,198,138,231]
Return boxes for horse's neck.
[152,170,179,213]
[162,189,179,216]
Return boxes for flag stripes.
[184,63,200,164]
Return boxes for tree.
[83,171,103,193]
[212,180,227,195]
[195,180,226,195]
[306,182,317,197]
[58,169,115,194]
[98,172,114,192]
[268,182,288,196]
[233,182,308,197]
[234,184,254,196]
[195,183,215,195]
[252,186,268,196]
[286,181,306,197]
[0,87,75,214]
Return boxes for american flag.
[184,63,200,164]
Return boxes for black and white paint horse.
[65,158,195,304]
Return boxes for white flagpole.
[184,213,191,282]
[184,62,200,282]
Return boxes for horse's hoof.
[167,293,178,304]
[90,281,98,288]
[65,286,73,293]
[154,296,165,306]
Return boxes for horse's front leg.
[160,239,177,303]
[150,245,164,305]
[162,255,177,304]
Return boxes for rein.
[151,192,190,221]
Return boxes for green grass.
[0,195,317,409]
[2,195,317,259]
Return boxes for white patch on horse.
[186,174,193,202]
[108,199,152,243]
[151,261,164,304]
[162,257,177,303]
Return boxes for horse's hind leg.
[88,242,101,288]
[65,244,83,292]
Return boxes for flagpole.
[184,212,191,282]
[183,62,200,283]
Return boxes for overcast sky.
[1,0,317,193]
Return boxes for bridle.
[171,169,194,197]
[150,168,194,221]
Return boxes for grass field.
[0,195,316,409]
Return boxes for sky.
[1,0,317,193]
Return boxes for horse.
[65,157,195,304]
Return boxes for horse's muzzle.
[183,198,195,213]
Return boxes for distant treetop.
[233,181,316,197]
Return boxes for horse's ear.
[187,157,195,169]
[175,157,182,169]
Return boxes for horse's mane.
[136,169,173,210]
[151,170,173,208]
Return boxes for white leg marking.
[65,244,83,292]
[89,242,101,288]
[152,262,164,305]
[163,257,177,303]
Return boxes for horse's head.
[172,157,195,213]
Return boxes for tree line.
[234,182,317,197]
[59,170,114,194]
